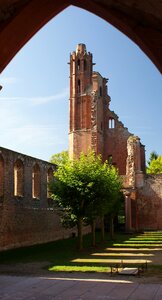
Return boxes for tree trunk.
[77,217,83,250]
[91,219,96,247]
[110,215,114,240]
[100,216,105,241]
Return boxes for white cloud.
[0,124,68,160]
[0,76,20,85]
[0,87,69,105]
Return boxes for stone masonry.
[69,44,162,231]
[0,147,86,251]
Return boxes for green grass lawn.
[1,231,162,274]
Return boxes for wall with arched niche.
[0,146,89,251]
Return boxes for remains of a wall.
[126,135,145,188]
[0,147,90,250]
[136,174,162,230]
[104,111,132,175]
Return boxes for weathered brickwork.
[69,44,162,232]
[68,44,145,176]
[124,137,162,231]
[0,147,90,251]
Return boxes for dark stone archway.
[0,0,161,73]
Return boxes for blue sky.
[0,6,161,162]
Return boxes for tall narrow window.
[32,164,40,199]
[109,118,115,129]
[84,59,87,70]
[78,79,81,94]
[77,59,80,70]
[99,86,102,96]
[108,155,113,165]
[47,168,53,198]
[14,159,24,197]
[0,155,4,197]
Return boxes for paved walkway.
[1,274,162,299]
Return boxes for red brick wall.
[0,147,90,250]
[136,175,162,230]
[104,126,131,175]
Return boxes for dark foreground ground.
[1,272,162,300]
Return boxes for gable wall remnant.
[136,175,162,230]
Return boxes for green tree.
[97,164,123,241]
[49,151,122,250]
[50,150,68,166]
[147,151,158,166]
[147,156,162,174]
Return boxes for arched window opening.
[32,164,40,199]
[14,159,24,197]
[99,86,102,96]
[108,155,113,165]
[47,168,53,198]
[77,59,80,70]
[77,79,81,94]
[109,118,115,129]
[0,155,4,197]
[84,59,87,70]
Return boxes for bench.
[110,260,147,276]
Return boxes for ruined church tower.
[68,43,110,159]
[68,44,145,177]
[69,44,93,158]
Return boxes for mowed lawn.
[1,231,162,274]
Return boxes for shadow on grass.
[0,231,162,274]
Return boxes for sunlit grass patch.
[48,265,110,273]
[91,252,154,257]
[129,237,162,241]
[72,258,152,264]
[113,243,162,247]
[124,240,162,243]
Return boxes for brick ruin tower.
[68,43,110,160]
[68,43,146,177]
[68,43,93,158]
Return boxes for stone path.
[1,274,162,299]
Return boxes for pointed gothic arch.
[0,1,161,74]
[32,163,40,199]
[14,159,24,197]
[47,167,54,198]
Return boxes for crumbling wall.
[136,174,162,230]
[104,111,132,175]
[0,147,90,251]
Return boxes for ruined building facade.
[69,44,162,231]
[0,44,162,251]
[0,147,88,251]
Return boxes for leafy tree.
[147,156,162,174]
[49,151,122,250]
[50,150,68,166]
[147,151,158,166]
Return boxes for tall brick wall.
[136,175,162,230]
[68,44,145,176]
[0,147,90,251]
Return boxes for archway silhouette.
[0,1,161,73]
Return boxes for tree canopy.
[147,155,162,174]
[50,150,68,166]
[147,151,158,166]
[49,150,123,249]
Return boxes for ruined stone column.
[126,136,144,188]
[125,193,132,232]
